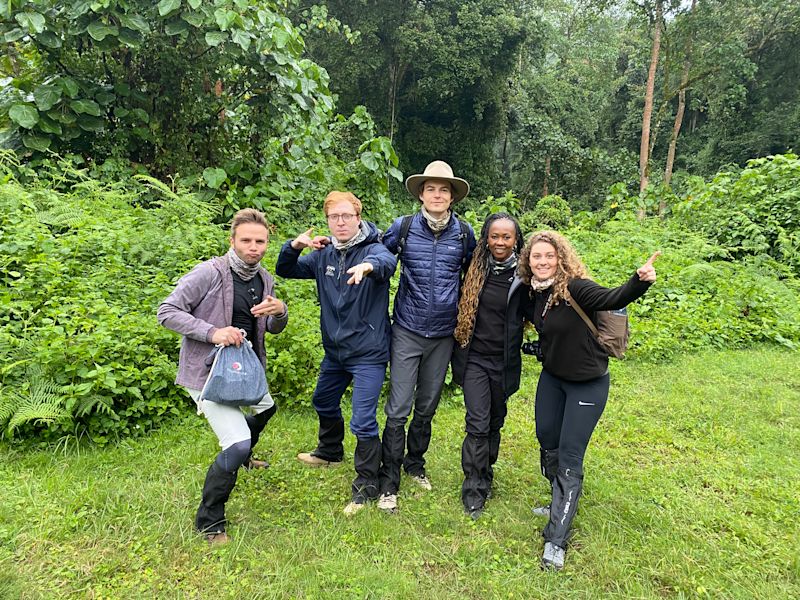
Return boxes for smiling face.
[487,219,517,262]
[230,222,269,265]
[326,199,361,242]
[528,240,559,281]
[419,179,453,219]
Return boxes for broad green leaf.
[70,99,103,116]
[36,115,62,135]
[37,31,62,48]
[158,0,181,17]
[95,91,115,105]
[9,104,40,129]
[4,28,25,43]
[15,11,46,34]
[117,28,141,47]
[188,0,202,8]
[77,114,105,131]
[53,111,76,125]
[22,133,51,151]
[272,27,290,49]
[131,109,149,123]
[118,14,150,33]
[388,166,403,182]
[231,29,251,51]
[114,82,131,97]
[164,20,188,36]
[59,77,79,98]
[360,152,379,171]
[203,167,227,189]
[181,11,205,28]
[113,107,129,118]
[87,22,118,41]
[205,31,227,46]
[33,85,62,111]
[214,8,238,30]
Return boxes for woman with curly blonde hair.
[521,230,660,570]
[451,213,534,519]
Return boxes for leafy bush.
[672,153,800,275]
[567,212,800,358]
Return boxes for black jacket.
[452,275,535,398]
[275,222,397,366]
[533,274,651,381]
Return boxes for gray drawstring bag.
[200,333,268,406]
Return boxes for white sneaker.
[532,504,551,517]
[343,501,366,516]
[541,542,566,570]
[409,474,432,491]
[377,493,398,513]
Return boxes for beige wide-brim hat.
[405,160,470,202]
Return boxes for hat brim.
[405,174,470,203]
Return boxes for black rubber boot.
[403,415,432,476]
[540,448,559,484]
[542,466,584,548]
[461,432,490,515]
[245,404,277,464]
[379,424,405,495]
[487,429,502,494]
[312,415,345,462]
[352,436,382,503]
[195,461,238,534]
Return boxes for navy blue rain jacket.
[275,222,397,366]
[383,212,476,338]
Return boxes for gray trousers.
[380,323,453,492]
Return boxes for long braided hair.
[454,213,524,347]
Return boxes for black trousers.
[535,369,609,547]
[461,352,507,511]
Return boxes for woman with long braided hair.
[451,213,534,519]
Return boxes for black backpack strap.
[453,213,470,268]
[397,214,413,256]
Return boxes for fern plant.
[0,367,72,437]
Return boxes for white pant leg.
[185,387,250,450]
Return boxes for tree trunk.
[638,0,664,215]
[664,0,697,199]
[543,155,551,197]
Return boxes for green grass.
[1,349,799,599]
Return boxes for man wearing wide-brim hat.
[377,160,477,513]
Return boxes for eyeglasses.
[326,213,358,223]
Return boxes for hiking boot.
[297,452,342,467]
[409,473,432,491]
[466,505,484,520]
[377,493,398,513]
[244,457,270,470]
[343,500,366,516]
[204,531,231,545]
[541,542,565,570]
[532,504,551,517]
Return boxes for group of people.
[158,160,659,570]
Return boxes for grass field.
[1,349,798,599]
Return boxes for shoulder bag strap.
[565,289,600,338]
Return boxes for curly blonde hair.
[454,213,523,347]
[517,230,589,305]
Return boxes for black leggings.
[534,369,609,473]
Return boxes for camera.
[522,340,543,362]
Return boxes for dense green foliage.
[2,350,798,597]
[2,152,799,442]
[0,0,402,225]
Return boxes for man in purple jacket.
[158,208,288,544]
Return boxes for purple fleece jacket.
[157,255,288,390]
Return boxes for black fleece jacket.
[533,274,651,381]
